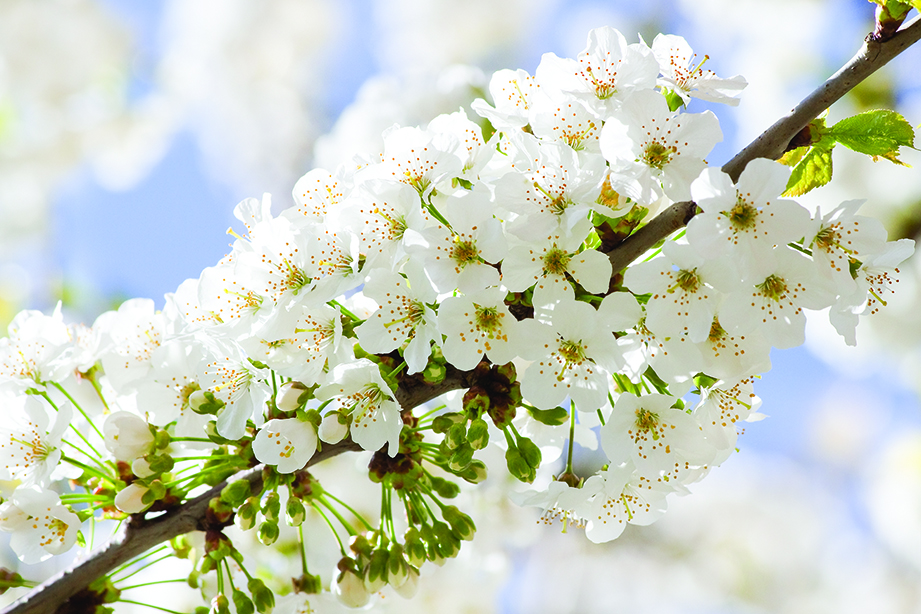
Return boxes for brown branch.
[7,14,921,614]
[606,15,921,273]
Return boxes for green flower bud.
[403,528,427,568]
[505,446,534,483]
[364,547,389,592]
[291,572,323,594]
[153,429,172,450]
[209,594,230,614]
[466,417,489,450]
[220,479,253,507]
[286,496,306,526]
[236,497,259,531]
[258,520,279,546]
[429,476,460,499]
[190,390,225,416]
[432,412,464,434]
[232,589,255,614]
[445,422,467,450]
[518,435,542,469]
[442,506,476,541]
[333,560,369,609]
[247,578,275,614]
[448,443,474,471]
[187,570,200,589]
[386,544,410,588]
[262,491,281,523]
[458,459,488,484]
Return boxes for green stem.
[51,382,106,442]
[117,599,187,614]
[565,401,576,475]
[322,492,375,532]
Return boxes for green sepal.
[526,405,569,426]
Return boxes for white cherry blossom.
[651,34,747,106]
[600,89,722,204]
[315,359,403,456]
[687,158,812,282]
[0,486,81,563]
[253,418,318,474]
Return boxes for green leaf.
[527,405,569,426]
[867,0,914,20]
[828,109,916,165]
[783,143,834,196]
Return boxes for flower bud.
[466,417,489,450]
[277,381,309,411]
[318,412,348,444]
[236,497,258,531]
[209,594,230,614]
[232,589,255,614]
[458,460,488,484]
[518,436,542,469]
[393,565,420,599]
[333,559,369,608]
[403,528,427,568]
[262,492,281,523]
[445,422,467,450]
[258,520,279,546]
[291,572,322,594]
[442,505,476,541]
[190,390,225,416]
[386,544,409,588]
[364,547,389,592]
[247,578,275,613]
[114,483,151,514]
[432,412,464,434]
[104,412,154,462]
[220,479,253,508]
[131,457,155,479]
[286,497,306,526]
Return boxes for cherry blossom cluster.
[0,26,912,610]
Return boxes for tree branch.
[605,15,921,272]
[6,14,921,614]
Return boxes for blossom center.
[450,238,480,268]
[642,141,674,170]
[674,268,701,293]
[557,339,586,365]
[542,246,572,276]
[726,196,758,230]
[474,304,504,335]
[757,274,787,301]
[634,408,660,436]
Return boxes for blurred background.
[1,0,920,612]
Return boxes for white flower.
[0,394,70,493]
[535,26,658,117]
[0,486,81,563]
[601,392,716,485]
[829,238,915,345]
[719,247,836,349]
[437,287,527,370]
[315,359,403,456]
[471,68,538,130]
[355,268,440,374]
[600,89,721,204]
[519,299,624,411]
[501,231,612,308]
[408,184,507,294]
[198,339,272,441]
[651,34,747,106]
[687,158,812,282]
[694,376,764,462]
[0,303,74,393]
[807,199,889,295]
[624,241,727,343]
[253,418,318,474]
[579,462,669,543]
